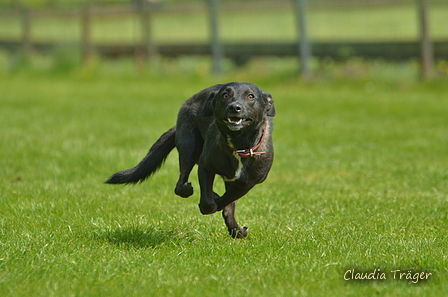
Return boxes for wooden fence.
[0,0,444,78]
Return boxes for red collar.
[227,128,267,158]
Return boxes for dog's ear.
[202,91,217,117]
[263,92,276,117]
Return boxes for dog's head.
[203,82,275,132]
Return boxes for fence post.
[21,8,32,57]
[81,1,94,65]
[136,0,157,66]
[295,0,311,77]
[208,0,223,75]
[417,0,434,79]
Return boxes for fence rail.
[2,39,447,62]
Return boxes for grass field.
[0,3,447,43]
[1,57,447,296]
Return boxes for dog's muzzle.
[223,102,253,131]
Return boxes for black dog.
[106,82,275,238]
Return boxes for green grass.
[0,3,447,43]
[0,58,447,296]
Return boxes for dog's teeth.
[226,118,246,125]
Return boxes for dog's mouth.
[223,117,252,131]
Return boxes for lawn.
[0,58,447,296]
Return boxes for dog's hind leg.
[222,201,248,238]
[174,124,202,198]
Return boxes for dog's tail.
[105,126,176,184]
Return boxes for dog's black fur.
[105,82,275,238]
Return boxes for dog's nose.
[228,102,243,113]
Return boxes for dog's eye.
[247,94,255,100]
[222,93,229,99]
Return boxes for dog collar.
[227,128,267,158]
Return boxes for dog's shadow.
[95,226,176,249]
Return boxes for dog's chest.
[222,152,243,182]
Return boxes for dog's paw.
[229,226,248,239]
[175,182,193,198]
[198,202,217,215]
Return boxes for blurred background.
[0,0,447,78]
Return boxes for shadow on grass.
[95,226,177,249]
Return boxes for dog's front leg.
[215,182,251,212]
[222,201,248,238]
[197,164,218,214]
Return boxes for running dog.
[105,82,275,238]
